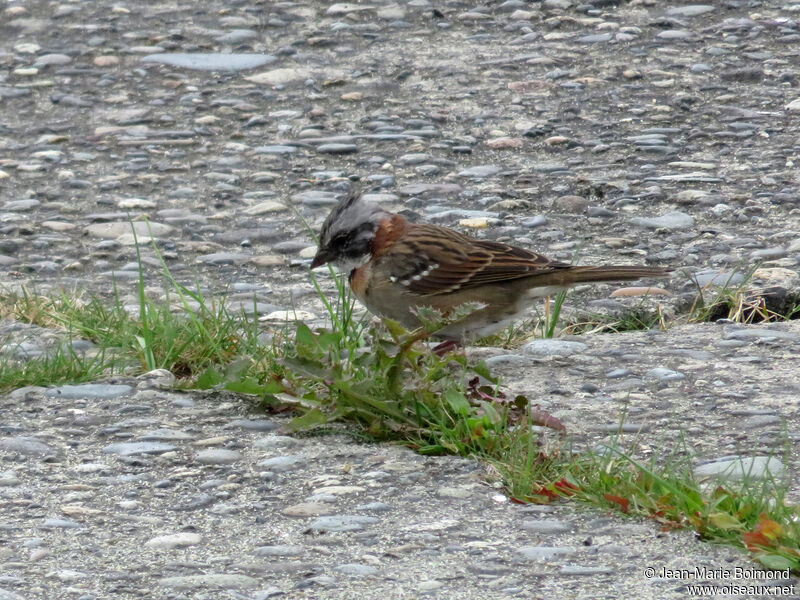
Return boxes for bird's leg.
[529,407,566,433]
[544,295,551,327]
[432,339,461,357]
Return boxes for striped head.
[310,191,389,272]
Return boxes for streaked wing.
[377,224,570,295]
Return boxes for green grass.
[491,433,800,571]
[687,265,800,324]
[0,235,798,572]
[0,340,116,390]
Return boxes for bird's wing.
[376,224,570,295]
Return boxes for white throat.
[335,253,371,273]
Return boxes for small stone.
[195,449,242,465]
[459,217,489,229]
[93,56,119,67]
[335,563,379,576]
[102,442,177,456]
[630,211,694,230]
[521,519,571,533]
[43,518,81,529]
[158,574,259,590]
[666,5,714,17]
[317,143,358,154]
[258,455,305,472]
[517,546,575,561]
[253,436,298,449]
[245,67,313,85]
[44,383,132,399]
[723,326,798,342]
[142,53,275,71]
[458,165,501,178]
[559,565,614,575]
[645,368,685,382]
[85,222,173,239]
[692,270,745,287]
[486,137,523,149]
[145,533,203,550]
[327,3,376,15]
[283,503,335,517]
[694,456,785,481]
[307,515,380,533]
[230,419,278,431]
[610,287,671,298]
[0,437,55,457]
[254,145,297,156]
[523,340,587,357]
[254,545,304,557]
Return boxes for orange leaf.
[531,487,558,502]
[756,515,783,541]
[743,531,772,552]
[604,493,629,513]
[553,478,579,495]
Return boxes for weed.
[0,224,797,572]
[490,433,800,572]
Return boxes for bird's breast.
[348,263,371,301]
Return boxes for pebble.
[692,270,745,287]
[0,437,55,457]
[307,515,380,533]
[257,455,306,472]
[44,384,132,399]
[102,442,177,456]
[517,546,576,561]
[521,519,571,533]
[722,327,799,342]
[645,368,685,382]
[145,533,203,549]
[159,574,259,590]
[523,340,587,357]
[458,165,501,178]
[629,212,694,230]
[141,53,276,71]
[335,563,380,576]
[195,449,242,464]
[694,456,785,481]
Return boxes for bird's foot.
[529,408,566,433]
[431,339,461,357]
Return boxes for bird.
[311,191,670,346]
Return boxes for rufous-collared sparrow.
[311,191,670,342]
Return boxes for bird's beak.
[310,248,332,269]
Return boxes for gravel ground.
[1,0,800,598]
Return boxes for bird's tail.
[533,265,671,286]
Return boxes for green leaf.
[333,379,409,422]
[443,389,470,416]
[287,408,328,431]
[317,331,342,351]
[481,401,501,425]
[472,361,497,383]
[195,367,223,389]
[224,357,250,379]
[756,553,795,571]
[295,323,316,347]
[707,511,743,531]
[381,318,408,339]
[282,356,330,379]
[225,377,275,396]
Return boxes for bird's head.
[311,190,389,271]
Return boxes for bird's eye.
[332,234,351,249]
